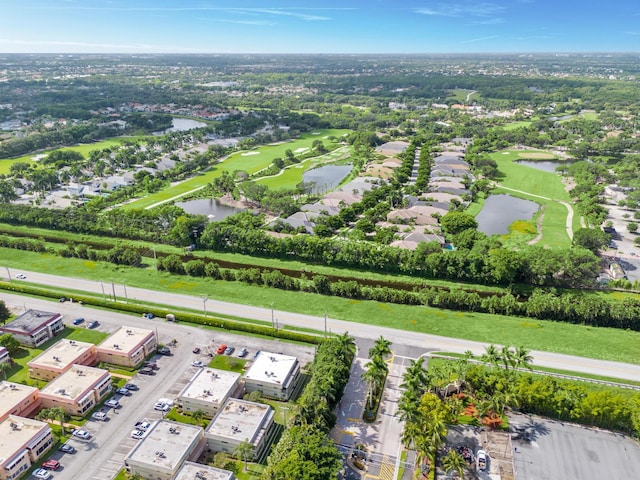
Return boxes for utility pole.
[123,281,128,302]
[202,295,208,318]
[324,311,328,336]
[100,280,106,300]
[271,302,275,329]
[111,279,117,302]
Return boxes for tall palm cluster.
[361,336,392,412]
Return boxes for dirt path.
[495,184,575,242]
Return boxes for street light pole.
[111,279,117,302]
[123,281,128,302]
[4,266,10,281]
[202,295,208,318]
[324,310,327,336]
[271,302,275,329]
[100,280,106,300]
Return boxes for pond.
[165,117,208,133]
[515,160,575,173]
[176,198,246,221]
[302,164,352,194]
[476,194,539,235]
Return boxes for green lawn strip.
[3,248,640,364]
[431,353,640,388]
[446,89,480,102]
[124,129,351,209]
[0,137,146,173]
[262,399,294,425]
[501,121,533,131]
[207,355,248,373]
[256,145,352,190]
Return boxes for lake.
[165,118,208,133]
[176,198,245,221]
[302,164,352,194]
[476,194,539,235]
[515,160,575,173]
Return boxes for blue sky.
[1,0,639,54]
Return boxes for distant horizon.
[2,0,640,55]
[2,51,640,56]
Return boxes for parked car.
[153,402,170,412]
[87,320,99,329]
[253,350,261,360]
[238,347,248,358]
[157,346,171,356]
[72,317,85,325]
[105,399,121,409]
[41,460,60,471]
[139,367,155,375]
[91,411,108,421]
[116,387,131,396]
[72,429,91,440]
[33,468,51,479]
[224,346,235,355]
[192,347,201,354]
[123,383,139,391]
[135,421,151,431]
[58,444,76,454]
[131,429,145,440]
[16,273,26,279]
[191,360,205,367]
[59,297,67,302]
[477,450,487,471]
[143,362,159,370]
[216,344,228,354]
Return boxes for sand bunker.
[241,151,260,156]
[518,152,555,159]
[294,147,309,153]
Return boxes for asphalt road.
[3,268,640,383]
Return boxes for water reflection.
[476,194,539,235]
[176,198,245,221]
[302,164,352,194]
[515,160,574,173]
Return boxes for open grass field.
[447,89,480,102]
[487,149,581,248]
[0,136,147,174]
[123,129,351,209]
[501,121,533,131]
[3,247,640,365]
[256,145,351,190]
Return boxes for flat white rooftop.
[127,420,202,471]
[28,339,94,369]
[97,326,154,353]
[206,399,271,444]
[40,365,109,400]
[0,382,37,417]
[179,368,240,406]
[243,351,298,387]
[174,461,234,480]
[0,416,49,464]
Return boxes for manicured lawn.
[208,355,248,373]
[501,121,532,131]
[123,129,351,209]
[256,145,351,190]
[447,89,480,102]
[3,247,640,364]
[488,149,580,248]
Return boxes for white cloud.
[415,3,505,18]
[459,35,500,44]
[0,38,206,53]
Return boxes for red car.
[216,344,227,354]
[42,460,60,471]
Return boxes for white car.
[191,360,205,368]
[135,421,151,431]
[131,429,145,439]
[72,429,91,440]
[16,274,27,279]
[92,411,108,421]
[477,449,487,471]
[157,398,174,407]
[33,469,51,479]
[153,402,170,412]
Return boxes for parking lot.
[510,413,640,480]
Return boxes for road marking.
[347,417,360,422]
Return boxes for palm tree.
[335,332,356,360]
[234,439,254,471]
[49,406,68,434]
[482,344,502,368]
[369,336,392,359]
[442,449,466,479]
[500,345,515,371]
[191,409,206,425]
[0,361,11,380]
[513,346,534,371]
[362,355,388,409]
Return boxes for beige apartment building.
[28,339,98,381]
[38,365,111,416]
[243,351,301,400]
[174,461,235,480]
[124,421,206,480]
[177,368,241,417]
[96,326,157,367]
[0,382,40,423]
[0,416,53,480]
[205,399,275,461]
[0,310,63,348]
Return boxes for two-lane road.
[3,269,640,383]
